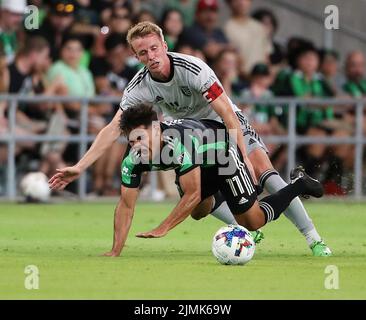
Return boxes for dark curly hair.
[119,104,158,135]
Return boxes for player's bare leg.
[191,197,214,220]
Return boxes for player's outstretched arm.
[136,167,201,238]
[103,186,139,257]
[49,109,123,190]
[210,93,257,183]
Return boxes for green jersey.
[343,79,366,97]
[0,31,17,63]
[289,71,334,131]
[121,118,229,188]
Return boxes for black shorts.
[175,146,257,215]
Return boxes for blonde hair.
[127,21,164,49]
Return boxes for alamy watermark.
[324,5,339,30]
[324,265,339,289]
[125,124,242,176]
[24,5,40,30]
[24,265,39,290]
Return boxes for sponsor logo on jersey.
[180,86,192,96]
[122,166,128,174]
[163,119,183,126]
[121,166,136,178]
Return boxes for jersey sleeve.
[119,87,145,111]
[189,57,224,103]
[120,149,143,188]
[119,68,152,111]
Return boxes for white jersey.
[119,52,240,121]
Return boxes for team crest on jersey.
[180,86,192,96]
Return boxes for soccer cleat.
[251,229,264,244]
[310,240,332,256]
[290,166,324,198]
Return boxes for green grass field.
[0,201,365,299]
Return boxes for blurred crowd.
[0,0,366,197]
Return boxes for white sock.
[304,228,322,246]
[210,201,238,225]
[263,173,319,237]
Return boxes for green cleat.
[251,229,265,244]
[310,241,332,256]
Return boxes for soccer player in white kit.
[49,22,331,256]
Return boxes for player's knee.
[191,213,202,220]
[191,207,210,220]
[237,218,262,231]
[191,211,205,220]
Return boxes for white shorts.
[235,111,269,155]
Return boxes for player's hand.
[48,166,82,190]
[136,228,168,238]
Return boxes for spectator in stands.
[239,63,286,171]
[161,8,184,51]
[47,35,95,104]
[30,46,70,180]
[136,0,163,22]
[97,0,136,27]
[286,44,334,133]
[135,9,157,24]
[74,0,99,26]
[252,8,285,67]
[240,64,278,127]
[0,43,9,95]
[181,0,229,62]
[48,35,121,195]
[3,36,68,178]
[288,45,353,192]
[0,0,27,64]
[109,4,134,34]
[162,0,199,27]
[31,0,102,66]
[8,36,51,133]
[92,3,134,59]
[342,50,366,153]
[224,0,272,75]
[271,37,314,96]
[322,124,355,195]
[213,48,247,99]
[12,35,69,164]
[0,43,9,167]
[343,50,366,97]
[295,129,327,182]
[31,0,76,61]
[90,33,137,104]
[319,49,341,96]
[176,42,206,62]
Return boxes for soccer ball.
[20,172,51,202]
[212,225,255,265]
